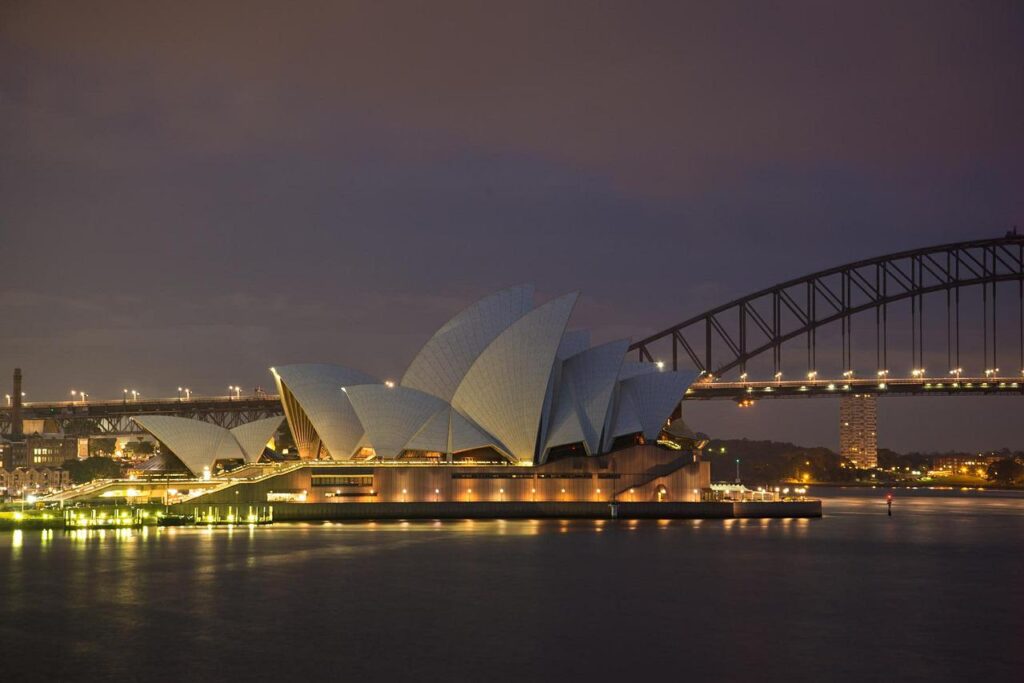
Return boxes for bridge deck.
[686,376,1023,399]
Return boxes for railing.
[2,394,281,410]
[685,375,1023,400]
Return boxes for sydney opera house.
[125,286,712,513]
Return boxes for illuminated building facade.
[175,444,709,507]
[126,287,710,507]
[839,394,878,468]
[0,466,72,498]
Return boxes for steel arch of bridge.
[630,235,1024,380]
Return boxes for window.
[267,491,307,502]
[537,473,593,480]
[451,472,534,480]
[311,475,373,487]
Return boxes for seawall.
[173,499,822,521]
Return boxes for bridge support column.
[839,394,878,469]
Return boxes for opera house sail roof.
[266,286,698,466]
[132,415,284,477]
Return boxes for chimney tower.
[11,368,23,439]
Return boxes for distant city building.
[930,453,1003,475]
[2,368,77,471]
[1,435,77,470]
[839,394,877,468]
[0,466,72,498]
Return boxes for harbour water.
[1,488,1021,682]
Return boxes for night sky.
[2,1,1022,451]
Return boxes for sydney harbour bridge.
[1,235,1021,444]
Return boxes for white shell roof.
[556,329,591,359]
[449,409,505,454]
[404,407,451,453]
[344,385,447,458]
[133,415,245,477]
[607,388,644,446]
[397,405,506,455]
[618,360,658,380]
[230,416,285,461]
[615,369,699,440]
[401,285,534,402]
[452,291,578,464]
[273,364,377,459]
[269,288,695,464]
[544,338,629,456]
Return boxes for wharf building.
[125,287,711,509]
[0,368,75,499]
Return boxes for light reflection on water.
[0,488,1021,682]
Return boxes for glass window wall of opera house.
[89,286,713,507]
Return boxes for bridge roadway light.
[774,371,783,384]
[655,361,665,371]
[842,370,854,379]
[949,368,963,379]
[911,368,925,378]
[984,368,999,378]
[806,370,817,381]
[4,394,9,406]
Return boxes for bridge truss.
[0,396,283,437]
[631,235,1024,399]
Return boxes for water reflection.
[0,489,1021,682]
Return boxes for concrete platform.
[173,499,822,521]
